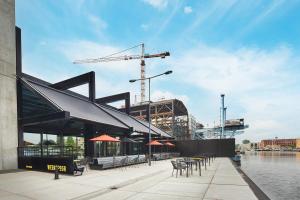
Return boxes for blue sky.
[16,0,300,143]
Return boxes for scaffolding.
[197,118,249,139]
[123,99,189,140]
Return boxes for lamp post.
[220,94,225,139]
[130,70,173,166]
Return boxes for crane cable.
[99,43,143,59]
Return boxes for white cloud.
[87,14,107,30]
[184,0,237,34]
[172,45,295,94]
[171,44,300,142]
[151,90,189,104]
[70,77,134,98]
[141,24,149,31]
[148,0,182,42]
[39,41,47,46]
[143,0,168,10]
[238,0,285,39]
[58,40,139,72]
[183,6,192,14]
[55,40,144,101]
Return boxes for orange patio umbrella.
[146,140,163,146]
[90,134,120,157]
[90,134,120,142]
[146,140,163,154]
[165,142,175,147]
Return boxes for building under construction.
[121,99,189,140]
[195,118,249,139]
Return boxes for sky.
[16,0,300,143]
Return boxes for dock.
[0,158,257,200]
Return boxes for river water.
[241,151,300,200]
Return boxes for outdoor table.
[196,156,207,170]
[191,157,203,176]
[180,160,194,177]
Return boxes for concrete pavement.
[0,158,257,200]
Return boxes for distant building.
[296,139,300,149]
[260,138,297,149]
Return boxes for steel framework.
[122,99,189,140]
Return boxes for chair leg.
[176,169,178,178]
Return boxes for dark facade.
[175,139,235,157]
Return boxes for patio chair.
[82,157,91,172]
[74,162,85,175]
[176,158,186,167]
[145,154,150,165]
[171,161,186,178]
[132,156,139,167]
[120,156,128,170]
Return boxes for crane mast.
[141,43,146,102]
[73,43,170,103]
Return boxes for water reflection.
[241,151,300,200]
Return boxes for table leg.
[199,161,201,176]
[186,164,189,177]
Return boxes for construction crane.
[73,43,170,103]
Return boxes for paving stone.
[0,158,258,200]
[204,184,257,200]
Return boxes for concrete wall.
[0,0,18,170]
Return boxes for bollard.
[54,166,59,180]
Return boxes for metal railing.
[18,146,74,158]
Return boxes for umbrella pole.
[99,141,101,157]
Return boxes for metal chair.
[120,156,128,170]
[73,162,85,175]
[81,157,91,172]
[171,161,187,178]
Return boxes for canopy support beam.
[51,71,95,102]
[95,92,130,115]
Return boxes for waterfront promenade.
[0,158,257,200]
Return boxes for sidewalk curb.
[231,160,270,200]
